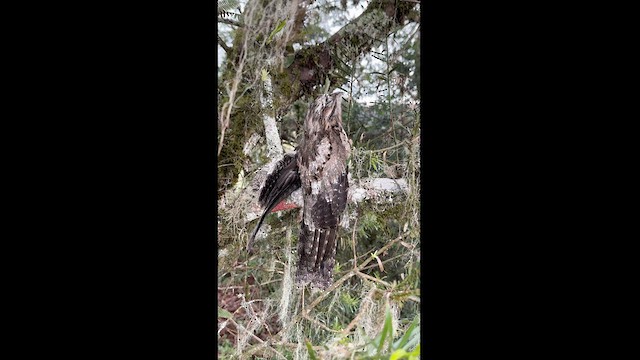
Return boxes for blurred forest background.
[217,0,421,358]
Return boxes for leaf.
[408,344,420,359]
[374,254,384,273]
[261,68,269,82]
[393,315,419,350]
[305,340,318,360]
[284,55,295,68]
[266,19,286,44]
[376,306,393,355]
[232,169,245,194]
[390,348,408,360]
[218,307,233,319]
[403,331,420,353]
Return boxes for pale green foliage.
[314,306,420,360]
[267,19,287,44]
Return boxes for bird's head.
[308,92,344,131]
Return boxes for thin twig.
[302,314,341,333]
[356,235,404,271]
[373,288,421,304]
[340,306,367,335]
[217,35,231,53]
[340,286,375,335]
[275,342,324,351]
[360,253,406,272]
[366,136,419,153]
[259,278,284,286]
[391,289,419,296]
[218,17,244,27]
[227,318,287,360]
[303,272,356,316]
[351,216,358,270]
[355,270,391,287]
[218,285,256,290]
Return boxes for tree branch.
[243,177,410,223]
[260,73,284,160]
[217,35,231,53]
[218,17,244,27]
[275,0,419,108]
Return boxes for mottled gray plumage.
[296,93,351,288]
[249,93,350,289]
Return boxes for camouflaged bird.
[248,93,351,289]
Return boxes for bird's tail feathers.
[296,222,338,289]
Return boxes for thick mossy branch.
[217,1,301,196]
[218,92,263,196]
[274,0,418,108]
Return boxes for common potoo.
[296,93,350,288]
[249,93,350,289]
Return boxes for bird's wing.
[247,152,301,252]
